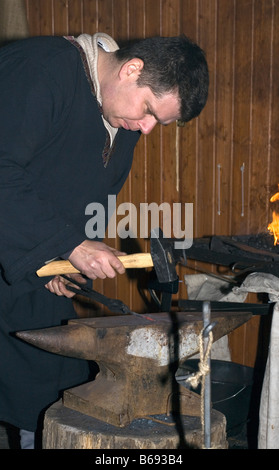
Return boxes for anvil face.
[16,311,251,363]
[16,311,252,426]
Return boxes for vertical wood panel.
[97,0,114,36]
[227,0,254,364]
[231,0,253,235]
[249,0,273,233]
[127,0,145,39]
[196,1,217,239]
[25,0,40,33]
[53,0,69,35]
[82,0,98,34]
[269,1,279,194]
[38,0,54,35]
[112,0,127,41]
[67,0,83,35]
[194,0,216,239]
[214,0,235,235]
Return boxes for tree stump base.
[43,400,228,449]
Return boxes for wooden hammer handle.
[36,253,154,277]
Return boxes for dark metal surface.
[178,299,273,316]
[61,275,154,320]
[184,233,279,276]
[150,227,186,282]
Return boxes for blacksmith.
[0,32,208,448]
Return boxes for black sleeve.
[0,42,84,284]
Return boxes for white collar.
[76,33,119,146]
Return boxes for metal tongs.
[61,275,155,321]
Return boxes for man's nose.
[138,116,157,135]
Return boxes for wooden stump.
[43,400,228,449]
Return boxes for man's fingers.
[45,275,77,298]
[67,240,128,280]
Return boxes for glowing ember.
[268,187,279,245]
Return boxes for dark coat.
[0,36,141,431]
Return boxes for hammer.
[36,228,186,283]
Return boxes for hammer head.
[150,228,185,283]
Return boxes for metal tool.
[184,234,279,277]
[202,301,215,449]
[178,299,273,316]
[61,275,155,321]
[148,275,179,312]
[179,302,217,448]
[36,228,186,283]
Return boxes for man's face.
[100,58,181,134]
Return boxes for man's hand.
[68,240,126,280]
[45,273,87,298]
[44,241,126,298]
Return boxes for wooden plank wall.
[24,0,279,368]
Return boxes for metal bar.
[178,299,273,316]
[203,301,211,449]
[240,163,245,217]
[217,164,221,215]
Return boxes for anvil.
[17,310,252,427]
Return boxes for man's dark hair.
[115,35,209,123]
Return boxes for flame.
[268,187,279,245]
[270,191,279,203]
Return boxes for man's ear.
[119,58,144,80]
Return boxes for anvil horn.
[16,323,94,360]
